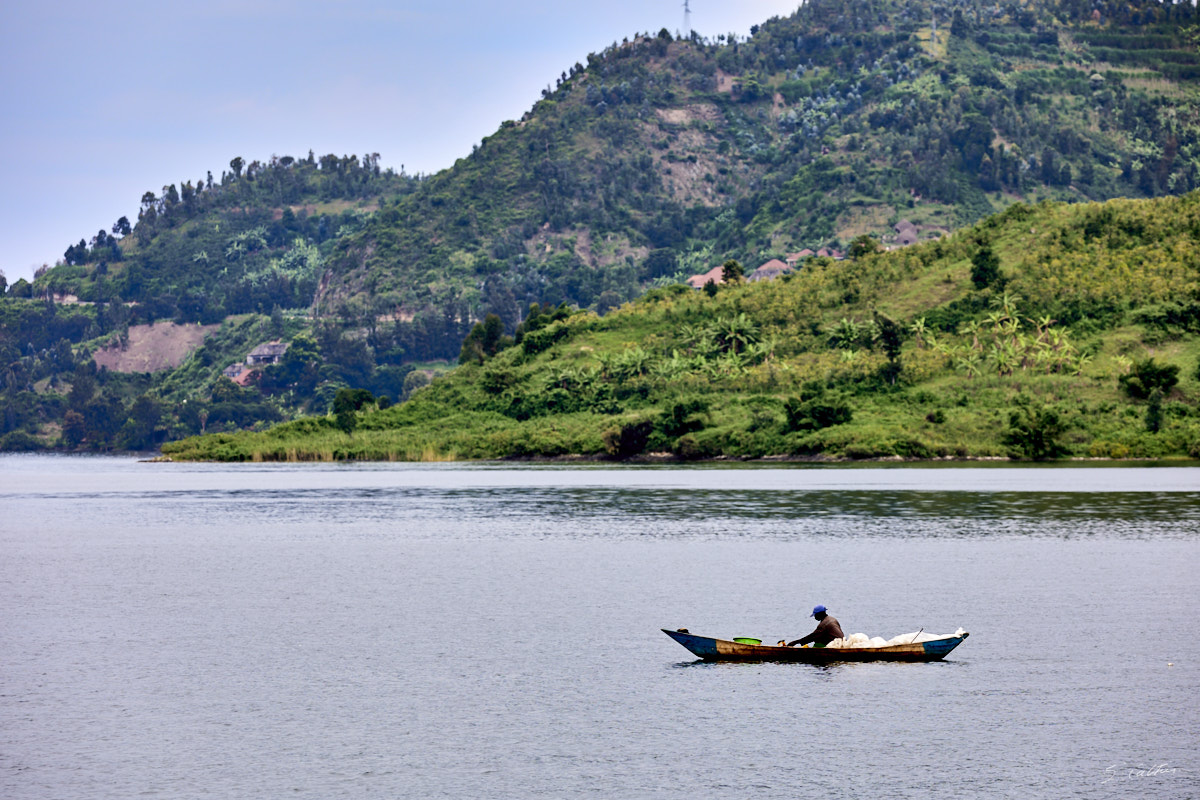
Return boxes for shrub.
[1145,389,1165,433]
[1089,440,1130,459]
[332,387,375,415]
[1002,401,1068,460]
[658,399,708,438]
[480,363,519,394]
[602,420,654,458]
[970,239,1001,289]
[784,389,853,432]
[521,323,570,356]
[675,432,720,460]
[1119,358,1180,399]
[0,431,43,451]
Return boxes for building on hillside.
[231,368,258,387]
[748,258,792,282]
[894,219,920,247]
[245,340,290,365]
[222,363,257,387]
[686,265,726,289]
[786,249,815,268]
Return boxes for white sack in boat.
[819,628,966,648]
[887,631,941,645]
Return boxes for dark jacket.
[792,615,844,647]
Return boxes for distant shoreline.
[143,452,1200,466]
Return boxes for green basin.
[733,637,762,645]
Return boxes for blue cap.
[811,605,827,617]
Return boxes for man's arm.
[786,631,815,647]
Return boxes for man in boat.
[786,605,844,648]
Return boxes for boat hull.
[662,629,969,662]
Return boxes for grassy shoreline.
[162,196,1200,464]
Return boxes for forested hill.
[319,0,1200,334]
[17,0,1200,354]
[162,191,1200,462]
[31,153,418,323]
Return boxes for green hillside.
[320,0,1200,326]
[162,192,1200,462]
[5,0,1200,453]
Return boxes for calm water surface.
[1,455,1198,799]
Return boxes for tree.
[261,333,320,396]
[721,259,744,284]
[330,387,373,435]
[459,313,507,364]
[112,216,132,237]
[784,389,853,431]
[1145,389,1164,433]
[953,114,994,173]
[1002,400,1068,460]
[848,234,880,260]
[61,410,87,448]
[335,405,357,435]
[82,395,125,447]
[68,366,96,409]
[401,370,430,400]
[230,157,245,178]
[332,387,375,416]
[119,395,162,450]
[971,239,1001,289]
[951,9,970,36]
[642,248,677,279]
[873,311,904,384]
[270,304,285,338]
[1119,358,1179,399]
[595,290,622,316]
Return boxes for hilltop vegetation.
[163,192,1200,462]
[41,153,416,323]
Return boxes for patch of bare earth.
[655,103,721,126]
[649,105,726,207]
[835,205,897,241]
[525,227,648,268]
[271,200,380,221]
[92,321,218,373]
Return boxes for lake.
[2,455,1198,798]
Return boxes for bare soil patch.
[92,321,218,373]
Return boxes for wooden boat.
[662,628,970,662]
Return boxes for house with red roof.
[686,265,726,289]
[749,258,792,282]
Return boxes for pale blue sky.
[1,1,800,283]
